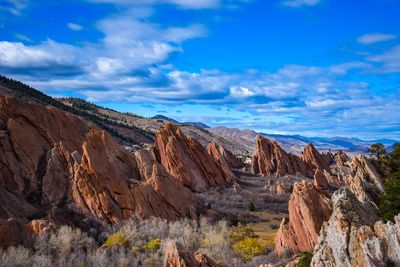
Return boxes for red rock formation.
[302,144,331,174]
[276,183,289,194]
[154,123,231,192]
[207,141,234,183]
[0,218,28,248]
[216,143,245,169]
[321,151,335,166]
[164,241,221,267]
[252,136,313,177]
[72,129,138,224]
[0,97,201,226]
[275,181,332,255]
[335,150,349,166]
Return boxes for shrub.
[233,237,266,261]
[144,238,161,252]
[298,252,313,267]
[230,223,254,242]
[379,172,400,222]
[247,202,255,212]
[104,233,129,248]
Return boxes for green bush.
[247,202,255,212]
[298,252,313,267]
[232,237,265,261]
[379,172,400,222]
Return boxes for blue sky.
[0,0,399,140]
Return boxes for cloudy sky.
[0,0,399,140]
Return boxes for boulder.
[164,241,221,267]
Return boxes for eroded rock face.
[207,141,234,183]
[163,241,221,267]
[346,155,384,206]
[252,136,313,177]
[275,181,332,255]
[132,159,200,220]
[302,144,331,174]
[154,123,231,192]
[334,150,349,167]
[310,188,388,267]
[72,129,138,224]
[0,218,28,248]
[310,159,392,267]
[0,97,201,226]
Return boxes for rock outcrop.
[0,97,201,227]
[302,144,331,174]
[275,181,332,255]
[252,136,313,177]
[207,141,235,183]
[154,123,231,192]
[164,241,221,267]
[345,155,384,206]
[310,188,399,267]
[334,150,349,166]
[310,156,395,267]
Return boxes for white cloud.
[367,45,400,73]
[67,23,83,31]
[282,0,320,8]
[0,40,77,68]
[357,33,396,45]
[0,0,28,15]
[329,61,372,75]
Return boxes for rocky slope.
[1,96,232,244]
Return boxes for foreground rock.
[154,123,231,192]
[252,136,313,177]
[275,181,332,255]
[345,155,384,205]
[311,188,400,267]
[164,241,222,267]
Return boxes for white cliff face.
[310,155,400,267]
[311,188,380,267]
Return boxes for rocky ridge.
[0,96,237,247]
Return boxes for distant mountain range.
[209,126,398,154]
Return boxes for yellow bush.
[131,245,141,254]
[230,223,254,242]
[103,233,128,248]
[233,237,266,261]
[144,238,161,252]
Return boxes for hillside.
[59,97,248,153]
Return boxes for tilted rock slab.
[275,181,332,255]
[154,123,231,192]
[252,136,313,177]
